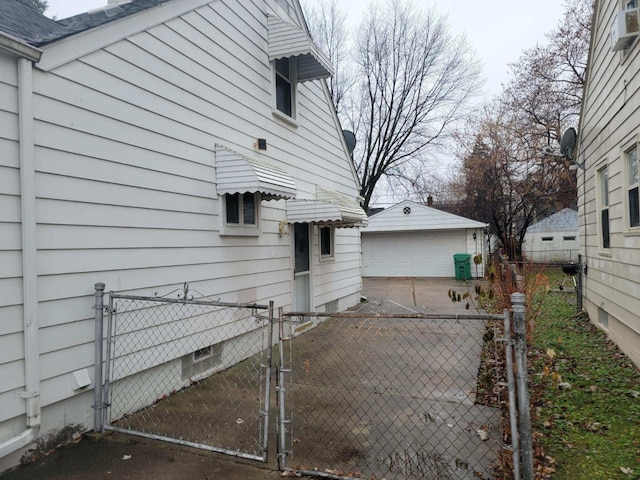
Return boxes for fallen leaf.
[122,455,131,460]
[546,348,556,360]
[620,466,633,475]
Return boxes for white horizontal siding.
[0,389,26,424]
[2,0,362,426]
[578,0,640,365]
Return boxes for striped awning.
[286,186,367,227]
[268,14,334,82]
[215,145,297,200]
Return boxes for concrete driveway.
[361,277,485,315]
[285,277,501,479]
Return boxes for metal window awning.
[286,186,368,228]
[268,14,334,82]
[215,144,297,200]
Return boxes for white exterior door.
[293,223,311,311]
[362,230,467,277]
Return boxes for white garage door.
[362,230,467,277]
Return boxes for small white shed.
[523,208,579,264]
[361,201,487,278]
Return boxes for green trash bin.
[453,253,472,280]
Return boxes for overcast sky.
[44,0,565,99]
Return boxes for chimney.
[427,195,433,207]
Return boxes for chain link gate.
[277,304,508,480]
[99,285,274,462]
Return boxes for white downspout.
[0,56,41,459]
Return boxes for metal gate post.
[260,301,275,462]
[511,293,534,480]
[276,307,288,471]
[102,292,115,429]
[503,308,521,479]
[93,283,105,433]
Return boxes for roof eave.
[0,32,42,62]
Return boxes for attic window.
[403,207,411,215]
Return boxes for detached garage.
[361,201,487,278]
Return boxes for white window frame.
[319,226,335,261]
[220,192,261,236]
[625,143,640,231]
[273,56,299,126]
[597,166,611,251]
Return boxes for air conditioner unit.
[611,8,640,51]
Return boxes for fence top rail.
[282,311,503,321]
[108,292,269,310]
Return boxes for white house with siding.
[577,0,640,366]
[0,0,366,468]
[361,201,487,278]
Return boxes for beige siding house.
[578,0,640,366]
[0,0,366,469]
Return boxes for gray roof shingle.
[0,0,171,46]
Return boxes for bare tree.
[504,0,591,147]
[302,0,355,115]
[14,0,49,14]
[352,0,482,210]
[304,0,482,210]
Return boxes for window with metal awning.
[215,144,297,201]
[267,14,334,83]
[286,186,368,228]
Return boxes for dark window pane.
[294,223,310,273]
[242,192,256,225]
[602,209,610,249]
[226,193,239,224]
[276,75,292,116]
[275,58,290,78]
[320,227,332,256]
[630,187,640,227]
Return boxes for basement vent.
[182,342,223,381]
[324,299,339,313]
[598,307,609,328]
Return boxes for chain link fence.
[93,283,532,479]
[98,286,273,461]
[278,302,507,480]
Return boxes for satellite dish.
[560,128,577,161]
[343,130,356,155]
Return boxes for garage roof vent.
[403,206,411,215]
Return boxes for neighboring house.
[522,208,579,264]
[0,0,366,468]
[577,0,640,366]
[361,200,487,278]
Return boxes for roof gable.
[526,208,579,233]
[362,200,487,233]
